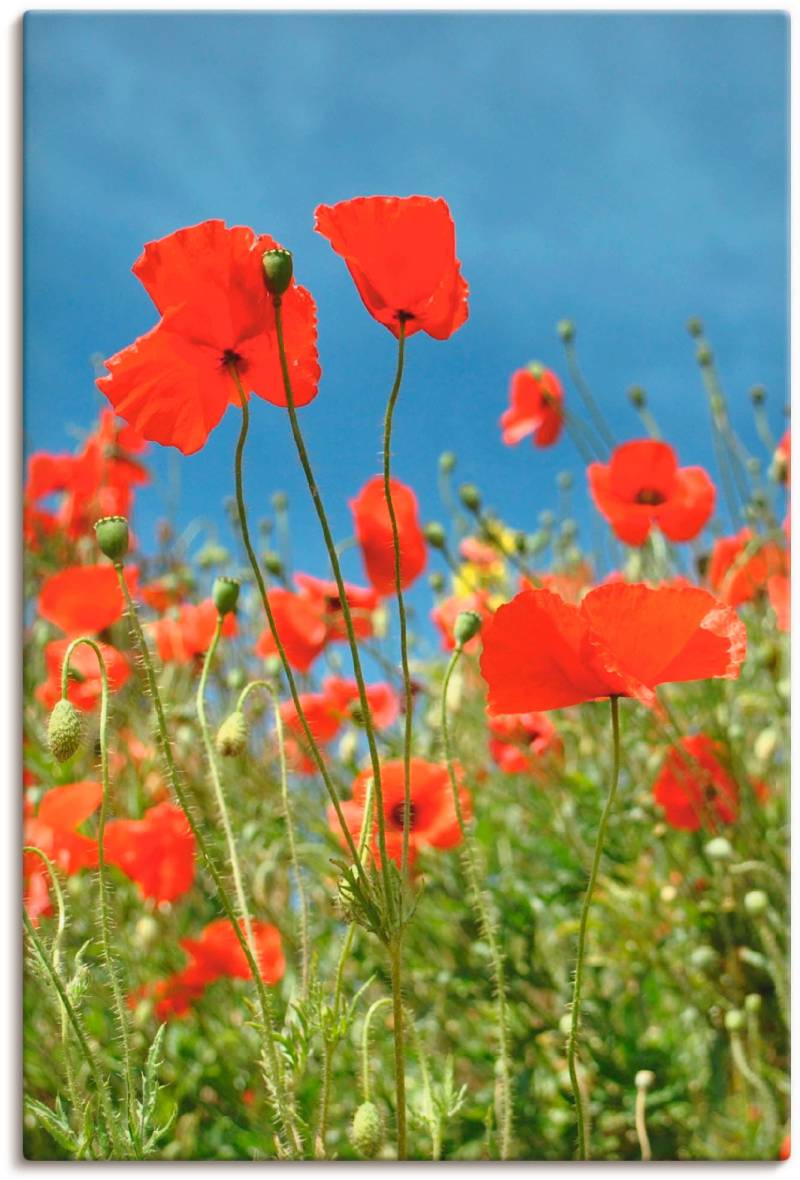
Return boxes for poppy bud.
[216,711,248,758]
[635,1070,655,1090]
[454,610,482,647]
[560,519,578,542]
[423,522,446,549]
[213,576,240,617]
[262,248,293,297]
[557,319,575,343]
[696,344,713,368]
[686,317,704,338]
[557,471,573,491]
[458,483,481,512]
[527,361,545,379]
[94,515,129,562]
[628,385,647,408]
[705,836,733,861]
[527,530,549,553]
[744,889,768,915]
[750,385,766,406]
[724,1008,745,1033]
[48,698,82,762]
[271,490,288,512]
[428,571,445,594]
[263,551,284,577]
[197,543,231,568]
[744,993,762,1014]
[438,451,457,474]
[350,1101,383,1158]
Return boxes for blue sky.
[23,12,788,617]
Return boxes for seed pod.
[94,515,129,562]
[216,711,248,758]
[557,319,575,343]
[213,576,240,616]
[458,483,481,512]
[350,1101,383,1158]
[454,610,482,647]
[48,698,82,762]
[262,248,293,296]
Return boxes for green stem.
[238,679,311,1000]
[361,997,393,1103]
[264,309,396,917]
[389,935,407,1158]
[23,905,122,1156]
[226,364,367,884]
[562,337,615,453]
[441,647,513,1159]
[567,694,622,1160]
[61,637,136,1150]
[113,566,300,1157]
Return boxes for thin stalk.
[361,997,393,1103]
[61,637,136,1149]
[562,337,615,453]
[634,1083,652,1161]
[238,679,310,999]
[388,936,407,1159]
[226,364,366,882]
[567,694,622,1160]
[23,906,121,1156]
[404,1008,441,1159]
[112,566,300,1157]
[441,646,513,1159]
[729,1030,777,1151]
[265,308,396,916]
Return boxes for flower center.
[389,801,416,830]
[221,348,246,372]
[635,486,667,506]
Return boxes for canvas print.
[22,11,789,1162]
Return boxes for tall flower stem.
[238,678,311,999]
[197,617,257,956]
[388,934,407,1158]
[61,637,136,1149]
[112,567,300,1157]
[441,645,513,1159]
[257,312,396,916]
[561,336,615,454]
[226,365,368,884]
[567,694,622,1160]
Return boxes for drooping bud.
[263,551,284,577]
[94,515,129,562]
[628,385,647,409]
[48,698,82,762]
[458,483,481,512]
[705,836,733,861]
[744,889,768,915]
[216,711,248,758]
[423,522,446,549]
[262,248,293,297]
[724,1008,745,1033]
[350,1102,383,1158]
[454,610,482,647]
[213,576,240,617]
[438,451,457,475]
[557,319,575,343]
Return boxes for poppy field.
[22,198,789,1161]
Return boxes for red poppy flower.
[652,735,739,831]
[322,677,400,730]
[709,528,788,606]
[293,573,379,641]
[459,537,499,567]
[24,781,103,921]
[350,476,427,595]
[431,591,494,653]
[36,639,131,712]
[487,711,562,776]
[104,802,195,903]
[255,587,329,672]
[38,564,138,635]
[480,582,746,714]
[588,440,715,546]
[133,918,284,1020]
[501,367,564,448]
[524,562,595,604]
[279,691,344,746]
[150,600,236,665]
[330,758,470,867]
[279,678,399,770]
[315,196,468,340]
[24,505,59,551]
[96,220,320,454]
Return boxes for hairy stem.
[441,646,514,1159]
[567,694,622,1160]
